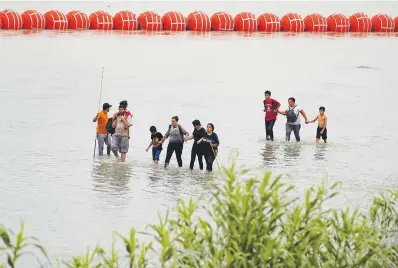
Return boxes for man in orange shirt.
[93,103,112,156]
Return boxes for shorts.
[316,127,327,140]
[111,135,129,153]
[152,149,161,161]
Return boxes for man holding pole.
[93,103,112,156]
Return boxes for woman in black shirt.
[199,123,220,172]
[185,120,206,170]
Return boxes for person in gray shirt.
[278,97,308,142]
[159,116,189,168]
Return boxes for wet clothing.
[286,123,301,142]
[264,98,280,121]
[165,143,183,167]
[286,105,301,125]
[97,133,111,156]
[265,120,276,140]
[112,135,129,153]
[316,127,327,140]
[152,148,161,161]
[190,127,206,170]
[96,111,108,134]
[151,132,163,150]
[202,132,220,172]
[114,115,132,137]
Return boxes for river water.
[1,0,398,265]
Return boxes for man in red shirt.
[263,90,280,141]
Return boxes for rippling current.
[1,0,398,264]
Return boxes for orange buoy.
[44,10,67,30]
[187,11,211,31]
[66,10,89,29]
[211,12,234,31]
[138,11,162,31]
[21,10,45,29]
[327,14,350,32]
[89,11,113,30]
[162,11,186,31]
[257,13,280,32]
[0,9,23,29]
[281,13,304,32]
[395,16,398,32]
[304,13,327,32]
[114,10,138,30]
[371,14,394,32]
[349,12,372,32]
[234,12,257,32]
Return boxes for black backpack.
[286,106,299,123]
[106,118,115,135]
[168,124,184,142]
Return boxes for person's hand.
[305,120,308,124]
[145,148,149,152]
[197,141,200,144]
[263,108,266,112]
[158,140,163,145]
[320,130,324,134]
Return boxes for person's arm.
[159,128,170,144]
[278,109,287,116]
[185,135,194,141]
[300,109,308,123]
[211,134,220,148]
[307,115,318,124]
[321,116,327,133]
[92,113,99,122]
[145,141,153,152]
[181,126,189,137]
[197,137,203,144]
[274,100,281,113]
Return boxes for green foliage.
[1,157,397,267]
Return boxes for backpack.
[169,124,184,142]
[286,106,299,123]
[106,118,115,135]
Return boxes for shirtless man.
[307,106,328,143]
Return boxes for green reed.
[1,154,397,267]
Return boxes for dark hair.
[119,104,127,109]
[264,90,271,96]
[192,119,201,126]
[120,100,128,107]
[207,123,214,131]
[319,106,325,111]
[172,116,179,122]
[150,126,157,132]
[288,97,295,103]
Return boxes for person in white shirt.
[277,97,308,142]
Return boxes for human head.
[120,100,128,108]
[288,97,296,107]
[149,126,157,133]
[118,105,126,115]
[192,119,201,129]
[102,103,112,113]
[171,116,179,127]
[264,90,271,100]
[319,106,325,115]
[207,123,214,133]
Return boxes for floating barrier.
[349,12,372,32]
[114,10,138,31]
[187,10,211,31]
[67,10,89,30]
[281,13,305,32]
[371,14,394,32]
[162,11,186,31]
[304,13,327,32]
[0,8,397,33]
[138,11,162,31]
[21,10,45,29]
[327,14,350,32]
[0,9,23,29]
[211,12,234,31]
[44,10,67,30]
[257,13,280,32]
[89,11,113,30]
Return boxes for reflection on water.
[313,144,328,161]
[261,142,279,167]
[91,158,133,196]
[283,142,302,166]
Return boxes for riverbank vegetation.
[1,157,397,267]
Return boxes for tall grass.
[1,156,397,267]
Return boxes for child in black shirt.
[146,126,163,164]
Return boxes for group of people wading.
[93,101,220,172]
[263,90,328,143]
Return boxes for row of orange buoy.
[0,9,397,32]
